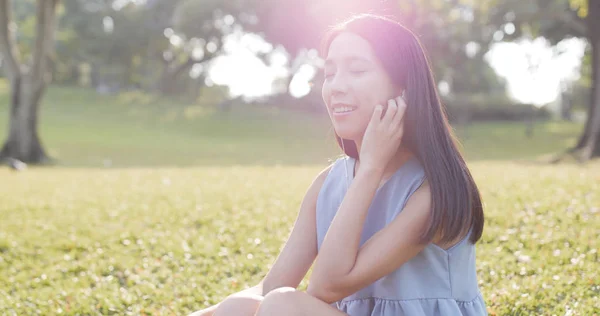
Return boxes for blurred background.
[0,0,598,166]
[0,0,598,315]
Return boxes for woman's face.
[322,32,398,142]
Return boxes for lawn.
[0,83,598,315]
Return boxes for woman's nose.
[329,73,350,95]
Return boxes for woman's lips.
[331,104,357,116]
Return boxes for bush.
[443,93,551,123]
[251,91,551,123]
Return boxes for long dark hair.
[320,14,484,244]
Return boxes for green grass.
[0,83,340,167]
[0,82,586,167]
[0,83,599,315]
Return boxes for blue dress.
[315,156,487,315]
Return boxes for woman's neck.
[353,142,414,180]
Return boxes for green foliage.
[50,0,262,96]
[0,85,598,315]
[487,0,585,43]
[448,56,508,95]
[253,0,508,95]
[444,94,551,122]
[12,0,515,100]
[570,0,588,18]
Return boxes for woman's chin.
[334,129,362,142]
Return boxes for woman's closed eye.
[324,67,367,80]
[350,69,367,76]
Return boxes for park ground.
[0,83,598,314]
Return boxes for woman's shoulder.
[305,156,351,203]
[314,156,347,184]
[304,156,345,199]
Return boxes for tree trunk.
[156,57,198,95]
[561,90,572,121]
[573,44,596,151]
[0,0,58,164]
[580,36,600,159]
[578,1,600,160]
[0,75,48,163]
[157,66,180,95]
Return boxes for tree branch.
[31,0,59,85]
[0,0,21,81]
[557,10,586,37]
[170,50,216,77]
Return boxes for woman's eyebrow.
[325,56,371,66]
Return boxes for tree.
[489,0,600,160]
[575,0,600,159]
[58,0,177,92]
[249,0,507,98]
[153,0,263,96]
[0,0,60,163]
[58,0,256,97]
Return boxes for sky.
[207,31,587,107]
[485,37,586,106]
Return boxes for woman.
[191,14,487,316]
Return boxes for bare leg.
[213,294,263,316]
[188,304,219,316]
[256,287,347,316]
[188,285,264,316]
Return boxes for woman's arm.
[259,165,333,295]
[307,174,431,303]
[189,166,331,315]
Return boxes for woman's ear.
[394,85,406,100]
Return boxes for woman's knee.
[256,287,302,316]
[213,293,263,316]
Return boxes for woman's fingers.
[392,96,407,127]
[370,104,383,124]
[382,99,397,125]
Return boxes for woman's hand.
[359,95,407,173]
